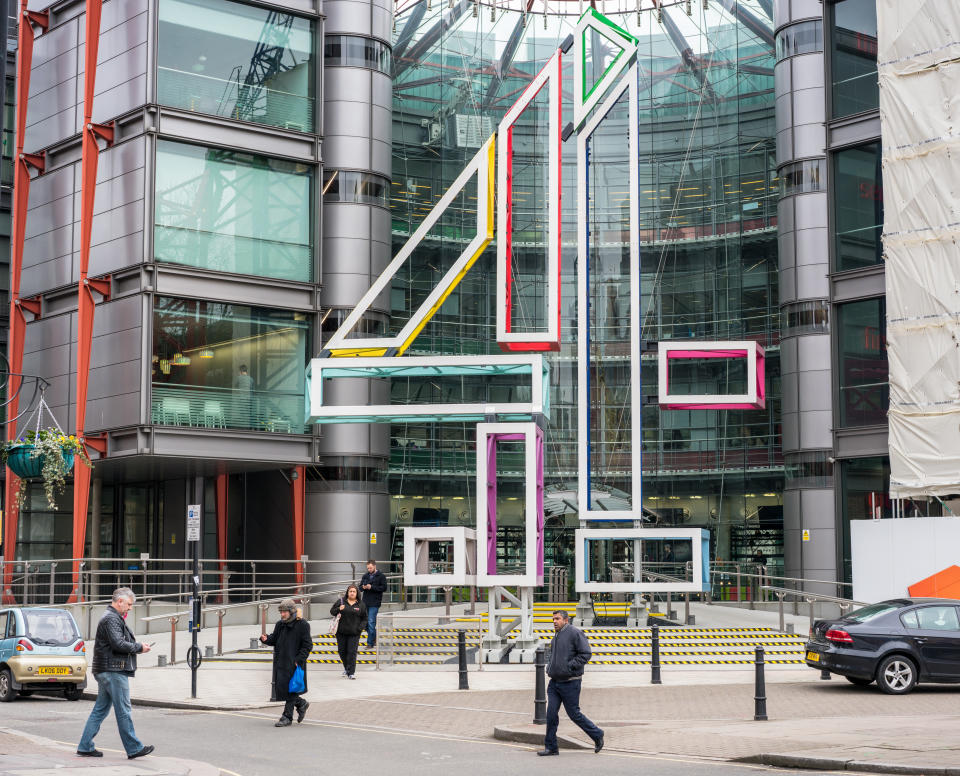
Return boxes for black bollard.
[533,646,547,724]
[458,630,469,690]
[650,623,662,685]
[754,645,768,721]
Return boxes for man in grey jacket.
[537,610,604,756]
[77,587,154,759]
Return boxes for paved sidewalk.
[0,727,221,776]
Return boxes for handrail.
[761,585,866,632]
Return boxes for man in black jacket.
[77,587,154,759]
[359,559,387,648]
[261,599,312,726]
[537,610,604,756]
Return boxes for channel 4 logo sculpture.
[308,8,766,628]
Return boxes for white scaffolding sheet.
[880,0,960,497]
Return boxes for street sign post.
[187,497,201,698]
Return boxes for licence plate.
[37,667,69,676]
[806,651,820,662]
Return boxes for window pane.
[900,611,918,629]
[776,20,823,62]
[838,298,888,427]
[839,456,890,582]
[831,0,878,118]
[151,297,310,433]
[323,35,391,75]
[834,143,883,271]
[779,159,825,198]
[155,140,314,282]
[323,170,390,208]
[782,300,830,337]
[158,0,315,132]
[916,607,960,631]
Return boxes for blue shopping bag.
[288,665,305,694]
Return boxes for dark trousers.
[282,694,306,720]
[544,678,603,752]
[336,633,360,675]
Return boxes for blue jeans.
[366,606,380,647]
[78,672,143,756]
[544,678,603,752]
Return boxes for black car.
[805,598,960,694]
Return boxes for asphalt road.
[4,694,852,776]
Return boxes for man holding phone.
[360,560,387,649]
[77,587,154,760]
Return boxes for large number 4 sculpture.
[311,7,766,660]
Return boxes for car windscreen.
[23,610,80,646]
[844,602,901,623]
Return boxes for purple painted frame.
[484,428,545,577]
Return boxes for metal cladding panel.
[782,409,799,451]
[323,135,373,172]
[324,0,375,36]
[799,489,836,530]
[318,422,389,457]
[90,326,141,370]
[793,192,827,230]
[22,313,72,355]
[323,205,372,241]
[317,267,379,308]
[794,262,830,299]
[781,366,798,413]
[324,68,373,104]
[778,196,795,233]
[792,87,825,125]
[371,139,391,179]
[371,73,392,110]
[792,123,827,161]
[782,491,801,532]
[87,362,140,400]
[791,53,825,91]
[780,335,798,374]
[31,48,76,95]
[797,369,831,412]
[796,333,831,370]
[778,231,795,269]
[776,128,792,164]
[774,59,791,99]
[24,189,75,241]
[154,270,314,312]
[92,294,142,337]
[789,0,825,23]
[775,91,792,134]
[325,101,372,136]
[150,431,312,462]
[794,227,828,266]
[799,410,833,449]
[22,255,72,299]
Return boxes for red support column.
[69,0,110,603]
[2,5,48,605]
[292,467,306,585]
[215,473,228,599]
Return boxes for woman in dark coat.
[260,599,312,726]
[330,584,366,679]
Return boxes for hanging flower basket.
[6,444,75,479]
[1,430,90,509]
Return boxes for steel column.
[292,466,305,585]
[2,4,48,605]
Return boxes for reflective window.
[834,143,883,272]
[831,0,878,118]
[323,170,390,208]
[839,456,890,582]
[900,610,918,629]
[151,297,310,434]
[776,20,823,61]
[324,35,392,75]
[785,451,834,489]
[916,607,960,631]
[158,0,315,132]
[779,159,825,198]
[782,300,829,337]
[837,298,888,427]
[154,140,314,282]
[308,457,388,492]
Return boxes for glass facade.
[782,300,829,337]
[830,0,878,119]
[157,0,315,132]
[837,297,888,427]
[833,142,883,272]
[154,140,314,282]
[151,297,310,433]
[387,1,782,575]
[779,158,825,198]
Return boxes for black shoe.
[297,700,310,723]
[275,716,293,727]
[76,750,103,758]
[536,749,559,757]
[594,736,604,754]
[128,745,154,760]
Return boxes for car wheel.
[845,676,873,686]
[64,685,83,701]
[876,655,917,694]
[0,669,16,702]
